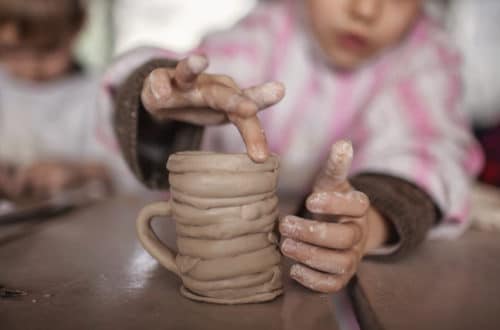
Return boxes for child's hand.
[0,163,15,199]
[141,55,285,162]
[279,140,390,293]
[6,161,113,200]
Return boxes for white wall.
[447,0,500,126]
[112,0,256,54]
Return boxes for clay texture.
[137,151,282,304]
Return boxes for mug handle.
[136,201,180,276]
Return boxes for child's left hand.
[6,161,113,200]
[279,140,391,293]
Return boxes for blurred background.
[75,0,500,186]
[77,0,500,127]
[76,0,257,69]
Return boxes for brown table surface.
[0,196,339,330]
[354,229,500,330]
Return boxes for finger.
[279,216,361,249]
[11,169,34,198]
[211,74,239,90]
[230,115,270,163]
[175,54,209,90]
[314,140,353,192]
[281,239,357,275]
[166,108,226,126]
[141,68,173,113]
[199,83,259,117]
[243,81,285,109]
[32,179,51,198]
[290,264,346,293]
[306,191,369,217]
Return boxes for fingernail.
[249,146,268,163]
[187,54,208,73]
[280,216,297,236]
[352,191,369,206]
[263,81,285,101]
[290,264,304,279]
[306,192,329,211]
[148,72,171,101]
[281,239,297,254]
[279,216,292,234]
[331,140,353,158]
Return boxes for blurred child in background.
[0,0,139,201]
[103,0,484,303]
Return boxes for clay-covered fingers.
[197,83,259,117]
[289,264,347,293]
[282,238,358,275]
[314,140,354,193]
[142,66,256,118]
[243,82,285,109]
[229,115,270,162]
[141,67,174,115]
[279,216,361,250]
[197,80,285,117]
[306,190,369,217]
[174,54,209,90]
[12,168,52,198]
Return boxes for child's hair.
[0,0,85,50]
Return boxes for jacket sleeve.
[350,173,439,260]
[113,58,204,189]
[101,3,281,189]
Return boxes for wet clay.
[136,151,283,304]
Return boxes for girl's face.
[306,0,423,69]
[0,24,75,82]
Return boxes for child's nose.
[349,0,381,23]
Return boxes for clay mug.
[136,151,283,304]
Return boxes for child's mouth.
[337,32,369,52]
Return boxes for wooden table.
[3,196,500,330]
[0,196,339,330]
[353,230,500,330]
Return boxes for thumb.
[313,140,353,193]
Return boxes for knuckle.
[342,226,358,247]
[343,253,357,273]
[335,234,352,249]
[311,222,328,242]
[217,75,235,86]
[345,232,356,248]
[344,259,354,274]
[353,191,370,212]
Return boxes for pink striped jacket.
[102,0,483,239]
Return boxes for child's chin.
[330,55,366,71]
[327,50,368,71]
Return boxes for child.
[0,0,140,200]
[103,0,483,294]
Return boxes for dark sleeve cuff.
[114,58,204,189]
[350,173,439,261]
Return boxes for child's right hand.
[141,55,285,162]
